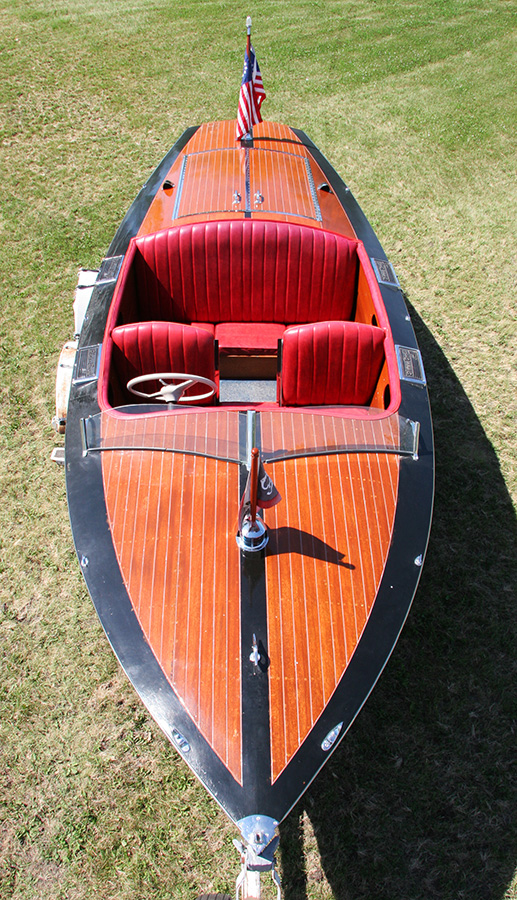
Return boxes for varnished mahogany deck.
[139,120,356,238]
[102,410,243,782]
[261,411,399,781]
[265,452,398,781]
[101,410,399,785]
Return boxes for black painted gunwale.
[65,124,434,828]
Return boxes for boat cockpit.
[97,219,401,416]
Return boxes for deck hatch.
[172,147,321,221]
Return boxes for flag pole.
[246,15,252,141]
[246,14,251,54]
[249,447,259,523]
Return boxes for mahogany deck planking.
[101,412,399,786]
[102,412,244,783]
[139,120,356,236]
[261,414,399,781]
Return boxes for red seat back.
[280,321,385,406]
[133,221,359,324]
[110,321,216,404]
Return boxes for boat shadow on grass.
[279,303,517,900]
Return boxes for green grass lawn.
[1,1,515,898]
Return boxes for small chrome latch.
[254,190,264,205]
[321,721,343,751]
[233,190,242,206]
[250,634,261,667]
[171,727,190,753]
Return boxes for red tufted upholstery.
[280,321,386,407]
[110,321,216,404]
[215,322,286,355]
[131,220,359,327]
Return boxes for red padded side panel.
[281,321,386,407]
[133,233,188,322]
[110,321,216,404]
[107,239,139,325]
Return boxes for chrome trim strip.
[172,155,188,219]
[305,157,323,221]
[246,409,257,468]
[244,147,251,212]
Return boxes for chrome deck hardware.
[237,515,269,553]
[234,814,281,899]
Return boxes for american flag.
[236,44,266,140]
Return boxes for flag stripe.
[236,45,266,140]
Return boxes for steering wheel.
[127,372,217,404]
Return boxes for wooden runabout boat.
[58,101,433,896]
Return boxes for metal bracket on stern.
[234,816,281,899]
[233,842,281,899]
